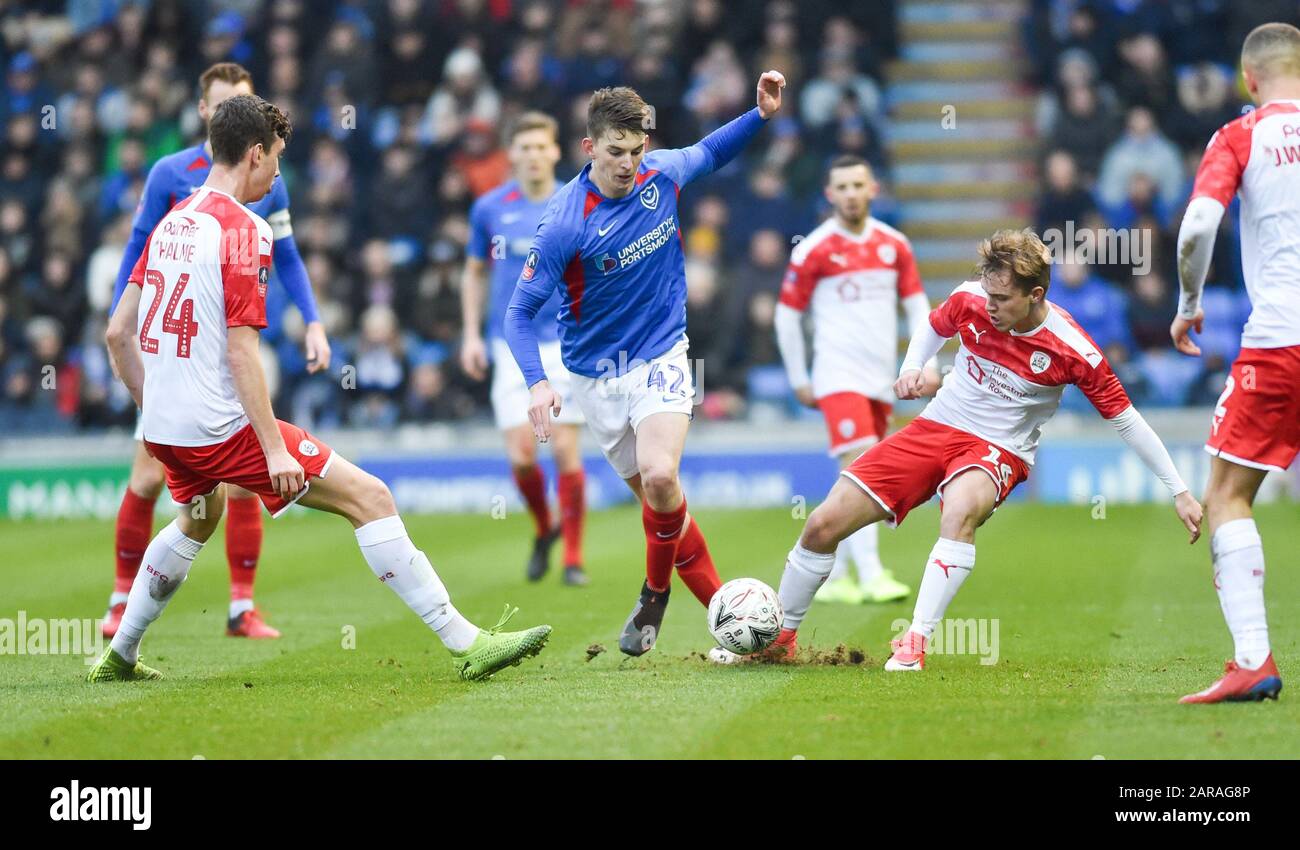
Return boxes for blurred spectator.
[1097,106,1185,212]
[422,47,501,147]
[1036,149,1096,236]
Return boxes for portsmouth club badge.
[522,249,538,281]
[639,181,659,210]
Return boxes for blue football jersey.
[467,179,563,344]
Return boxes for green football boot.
[451,604,551,681]
[86,647,163,682]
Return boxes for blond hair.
[976,229,1052,294]
[1242,23,1300,80]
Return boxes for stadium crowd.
[0,0,1283,434]
[1026,0,1290,410]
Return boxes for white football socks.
[110,520,203,664]
[844,522,883,585]
[355,515,479,652]
[778,543,836,631]
[909,537,976,639]
[1211,518,1270,670]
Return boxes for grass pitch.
[2,502,1296,759]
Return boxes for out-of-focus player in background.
[91,94,549,684]
[505,72,787,656]
[100,63,331,640]
[1170,22,1300,703]
[715,229,1201,667]
[775,155,939,605]
[460,112,589,587]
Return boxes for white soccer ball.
[707,578,783,655]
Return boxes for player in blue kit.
[460,112,589,586]
[100,63,330,640]
[505,71,787,655]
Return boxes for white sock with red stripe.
[110,520,203,664]
[778,543,836,630]
[844,523,883,584]
[909,538,975,639]
[1211,518,1270,671]
[355,516,479,652]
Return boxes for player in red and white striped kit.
[90,95,549,684]
[714,229,1202,668]
[1170,23,1300,703]
[774,155,938,604]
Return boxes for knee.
[507,434,538,469]
[938,503,982,542]
[801,505,843,553]
[639,462,678,503]
[357,473,397,520]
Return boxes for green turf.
[1,501,1296,759]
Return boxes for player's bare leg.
[550,422,588,585]
[298,454,550,680]
[885,469,997,671]
[818,442,910,604]
[102,443,166,638]
[90,486,228,681]
[505,422,560,581]
[224,483,276,638]
[1182,457,1281,703]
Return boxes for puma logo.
[967,322,986,344]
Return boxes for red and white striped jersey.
[919,281,1131,464]
[1191,99,1300,348]
[128,186,273,446]
[779,216,923,401]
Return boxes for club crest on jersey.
[1029,351,1051,374]
[876,243,896,264]
[639,181,659,210]
[596,253,617,273]
[522,249,538,281]
[257,265,268,297]
[298,439,319,457]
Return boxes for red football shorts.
[818,391,891,456]
[1205,345,1300,472]
[840,417,1029,526]
[145,420,334,517]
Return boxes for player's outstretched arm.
[656,71,786,187]
[228,326,304,500]
[105,285,145,408]
[1107,405,1202,543]
[1170,195,1224,356]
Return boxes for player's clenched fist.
[528,380,562,443]
[266,448,305,500]
[756,70,785,119]
[893,368,925,400]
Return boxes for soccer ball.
[707,578,782,655]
